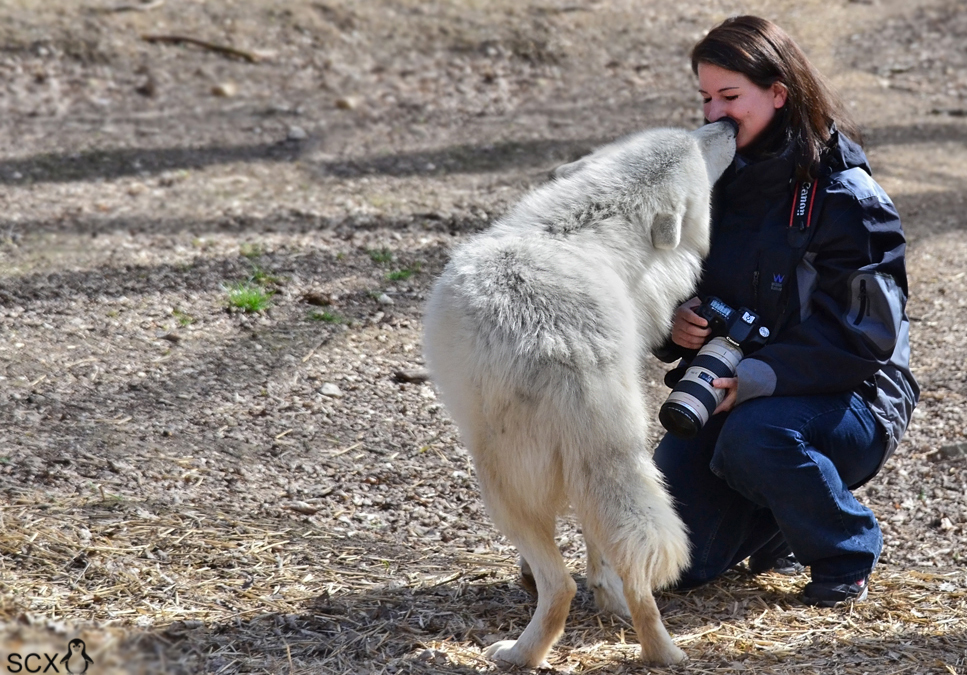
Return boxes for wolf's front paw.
[641,642,687,666]
[484,640,549,669]
[484,640,523,666]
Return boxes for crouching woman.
[654,16,920,606]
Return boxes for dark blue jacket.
[659,128,919,477]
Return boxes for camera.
[659,297,771,439]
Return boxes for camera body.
[658,297,771,439]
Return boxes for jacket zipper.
[752,251,761,312]
[854,279,868,326]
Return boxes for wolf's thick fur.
[423,122,736,667]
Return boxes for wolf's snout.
[692,119,737,184]
[714,117,739,137]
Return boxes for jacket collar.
[721,139,797,199]
[824,124,873,176]
[722,123,873,194]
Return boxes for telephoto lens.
[658,297,771,439]
[658,336,744,438]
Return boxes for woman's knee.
[711,402,800,487]
[653,433,708,498]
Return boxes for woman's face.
[697,62,788,151]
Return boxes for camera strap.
[771,179,824,338]
[787,180,819,248]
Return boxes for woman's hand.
[670,297,711,350]
[713,377,739,414]
[672,297,738,413]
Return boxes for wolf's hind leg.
[482,507,575,667]
[585,532,630,618]
[625,582,686,664]
[569,441,689,665]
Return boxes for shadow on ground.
[0,142,301,185]
[0,136,599,186]
[119,573,967,674]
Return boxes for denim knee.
[708,404,796,502]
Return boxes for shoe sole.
[746,562,806,577]
[772,564,805,576]
[803,584,868,607]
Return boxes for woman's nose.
[705,102,727,122]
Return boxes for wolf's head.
[646,119,736,252]
[517,121,736,257]
[690,118,739,184]
[618,121,735,253]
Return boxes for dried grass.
[1,492,964,674]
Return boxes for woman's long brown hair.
[691,15,860,182]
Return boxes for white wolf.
[422,120,736,667]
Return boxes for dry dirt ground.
[0,0,965,673]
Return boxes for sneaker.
[802,577,869,607]
[748,552,804,576]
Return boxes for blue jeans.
[654,391,885,587]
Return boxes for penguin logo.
[60,639,94,674]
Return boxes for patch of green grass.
[386,262,422,282]
[309,310,344,324]
[172,308,194,326]
[250,265,283,286]
[368,248,393,264]
[226,281,272,313]
[386,269,412,282]
[240,242,263,259]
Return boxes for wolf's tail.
[571,446,690,592]
[560,369,691,594]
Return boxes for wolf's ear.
[651,212,682,249]
[551,157,587,180]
